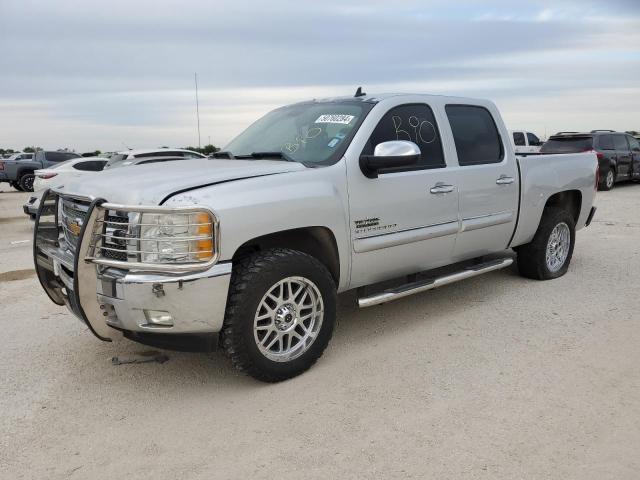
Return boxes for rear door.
[613,134,632,178]
[445,104,518,260]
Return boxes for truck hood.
[53,158,306,205]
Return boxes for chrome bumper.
[96,263,231,334]
[33,190,232,341]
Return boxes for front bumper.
[23,196,39,217]
[96,263,231,334]
[33,190,231,342]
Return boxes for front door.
[445,104,519,260]
[346,102,459,288]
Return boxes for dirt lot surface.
[1,183,639,479]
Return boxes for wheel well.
[544,190,582,224]
[232,227,340,285]
[18,169,35,178]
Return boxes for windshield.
[541,136,593,153]
[224,101,372,165]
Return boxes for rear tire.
[516,207,575,280]
[599,168,615,191]
[221,248,337,382]
[19,173,35,192]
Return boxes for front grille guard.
[33,190,113,341]
[34,190,221,341]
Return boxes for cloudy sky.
[1,0,639,152]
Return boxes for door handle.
[430,184,455,194]
[496,175,515,185]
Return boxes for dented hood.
[52,158,306,205]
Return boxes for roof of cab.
[302,92,492,106]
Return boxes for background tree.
[184,144,220,155]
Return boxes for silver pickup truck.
[33,93,598,382]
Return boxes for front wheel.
[221,248,336,382]
[10,181,24,192]
[516,207,575,280]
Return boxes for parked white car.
[23,157,108,217]
[104,148,205,169]
[510,130,543,154]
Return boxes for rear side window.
[446,105,503,165]
[629,137,640,152]
[598,135,614,150]
[541,137,593,153]
[613,135,629,151]
[73,160,107,172]
[364,103,445,169]
[513,132,526,146]
[35,151,45,162]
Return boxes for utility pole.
[194,73,201,149]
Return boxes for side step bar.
[358,257,513,308]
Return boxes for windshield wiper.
[234,151,295,162]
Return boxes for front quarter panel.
[162,164,352,291]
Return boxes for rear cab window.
[47,152,81,162]
[445,105,503,165]
[362,103,446,171]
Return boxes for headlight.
[139,211,216,264]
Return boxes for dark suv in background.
[541,130,640,191]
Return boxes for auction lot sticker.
[315,114,355,124]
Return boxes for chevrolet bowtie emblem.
[67,219,82,236]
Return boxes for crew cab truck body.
[33,93,597,382]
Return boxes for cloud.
[0,0,638,150]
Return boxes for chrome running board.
[358,257,513,308]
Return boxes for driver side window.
[363,104,446,169]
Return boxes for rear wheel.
[19,173,35,192]
[599,168,615,191]
[221,248,336,382]
[516,207,575,280]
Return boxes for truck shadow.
[96,263,524,389]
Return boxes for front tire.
[516,207,575,280]
[221,248,336,382]
[10,181,24,192]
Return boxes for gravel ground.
[1,183,639,479]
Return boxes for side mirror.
[359,140,420,178]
